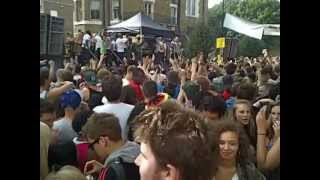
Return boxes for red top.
[75,143,89,173]
[222,90,231,101]
[129,80,144,102]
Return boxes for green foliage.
[185,23,214,58]
[208,0,280,56]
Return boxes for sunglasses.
[88,135,107,150]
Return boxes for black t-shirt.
[127,102,146,141]
[88,90,103,110]
[48,141,78,171]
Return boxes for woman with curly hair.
[212,121,265,180]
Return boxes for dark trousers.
[116,52,125,65]
[155,52,165,67]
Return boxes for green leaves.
[207,0,280,56]
[185,23,214,58]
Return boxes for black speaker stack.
[40,13,64,67]
[222,38,239,60]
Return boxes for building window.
[170,5,177,24]
[112,0,120,20]
[144,2,154,19]
[90,0,101,20]
[50,10,58,17]
[113,7,120,19]
[76,0,83,21]
[186,0,199,17]
[171,0,178,4]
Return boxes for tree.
[208,0,280,57]
[185,23,214,59]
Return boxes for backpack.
[98,157,126,180]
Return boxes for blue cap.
[60,90,81,109]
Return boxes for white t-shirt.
[53,118,78,144]
[82,34,91,47]
[95,35,102,50]
[93,102,134,140]
[116,37,128,53]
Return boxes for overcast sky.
[208,0,280,8]
[208,0,222,8]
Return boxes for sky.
[208,0,280,9]
[208,0,222,8]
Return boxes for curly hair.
[133,101,218,180]
[211,120,251,168]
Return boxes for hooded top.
[104,141,140,166]
[97,141,140,180]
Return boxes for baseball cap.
[83,70,97,85]
[60,90,82,109]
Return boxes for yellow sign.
[216,37,225,48]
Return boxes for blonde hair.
[45,165,86,180]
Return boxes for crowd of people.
[40,30,280,180]
[64,30,182,72]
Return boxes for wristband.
[258,133,267,135]
[257,131,266,134]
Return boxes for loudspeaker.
[47,16,64,56]
[40,14,49,55]
[223,38,239,59]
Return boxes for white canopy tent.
[223,13,280,40]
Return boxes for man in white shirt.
[95,32,103,58]
[82,30,91,49]
[93,75,134,141]
[53,90,82,144]
[115,34,128,64]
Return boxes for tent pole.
[140,26,142,65]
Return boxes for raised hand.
[256,106,269,133]
[84,160,104,175]
[273,120,280,139]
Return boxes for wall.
[43,0,74,35]
[180,0,206,36]
[123,0,144,19]
[153,0,171,25]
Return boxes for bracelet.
[258,133,267,135]
[257,131,266,134]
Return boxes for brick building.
[73,0,208,36]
